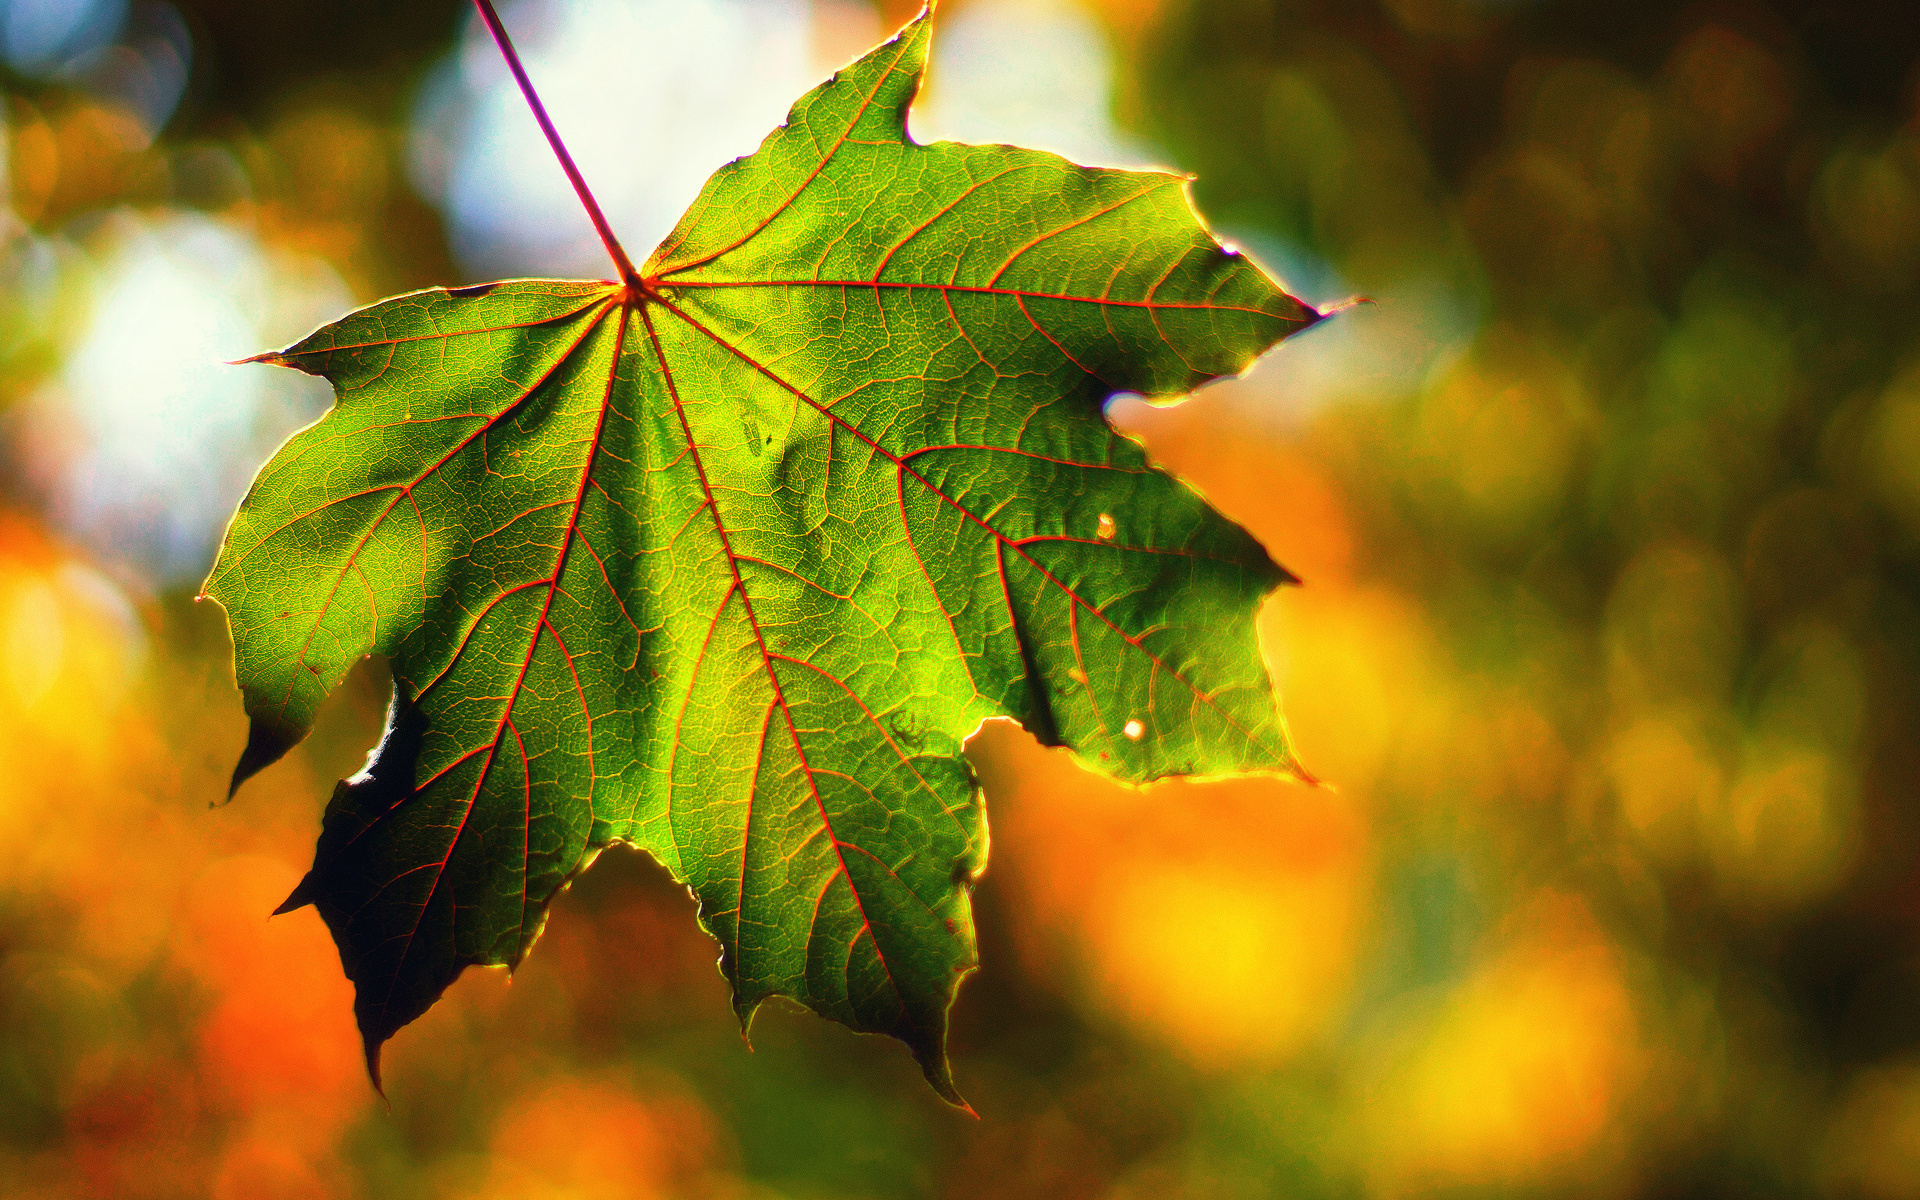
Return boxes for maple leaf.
[203,2,1320,1105]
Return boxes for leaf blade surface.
[206,11,1318,1100]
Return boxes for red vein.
[735,554,886,630]
[256,295,612,360]
[654,29,918,279]
[870,163,1034,283]
[841,841,945,921]
[410,745,491,795]
[664,277,1301,319]
[1067,595,1113,749]
[1017,294,1107,385]
[543,617,593,789]
[896,464,976,694]
[807,865,843,949]
[901,443,1148,473]
[403,302,623,703]
[639,302,914,1024]
[1012,534,1262,565]
[251,293,602,721]
[737,701,777,955]
[409,578,551,704]
[772,652,974,849]
[666,582,739,829]
[986,182,1164,285]
[508,715,532,951]
[939,285,992,370]
[572,528,643,643]
[218,298,615,588]
[653,292,1289,762]
[363,303,630,1010]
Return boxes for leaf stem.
[471,0,642,289]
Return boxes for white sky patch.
[410,0,1419,421]
[411,0,1156,278]
[910,0,1158,170]
[413,0,825,280]
[1275,275,1481,408]
[16,212,347,585]
[1219,244,1483,420]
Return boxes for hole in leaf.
[1123,718,1145,740]
[1095,513,1116,540]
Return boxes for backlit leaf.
[204,9,1319,1103]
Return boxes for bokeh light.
[11,212,344,582]
[2,0,1920,1195]
[411,0,912,279]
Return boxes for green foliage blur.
[2,0,1919,1196]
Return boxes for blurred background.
[2,0,1919,1194]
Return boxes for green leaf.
[203,10,1318,1104]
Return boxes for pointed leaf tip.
[272,871,317,916]
[226,716,300,800]
[925,1063,971,1112]
[207,3,1319,1105]
[363,1034,388,1101]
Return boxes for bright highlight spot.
[1363,895,1638,1190]
[17,212,346,583]
[412,0,1159,278]
[413,0,826,278]
[910,0,1157,169]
